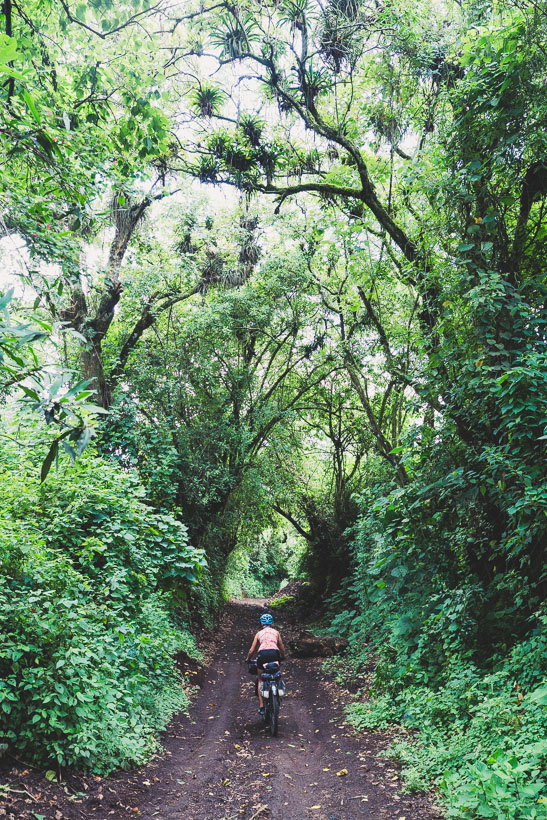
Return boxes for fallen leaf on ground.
[336,769,348,777]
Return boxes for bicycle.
[248,659,286,736]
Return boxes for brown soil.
[0,601,444,820]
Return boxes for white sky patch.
[0,234,29,296]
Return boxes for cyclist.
[246,613,286,715]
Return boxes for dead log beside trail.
[290,633,348,658]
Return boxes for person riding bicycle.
[246,613,286,715]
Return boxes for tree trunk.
[81,341,111,409]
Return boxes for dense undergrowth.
[0,442,205,773]
[335,624,546,819]
[324,460,547,820]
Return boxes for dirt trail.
[1,601,443,819]
[131,601,441,820]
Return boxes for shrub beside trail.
[0,445,206,773]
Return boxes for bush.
[0,445,205,773]
[343,625,547,818]
[326,450,547,819]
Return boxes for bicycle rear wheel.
[269,691,279,736]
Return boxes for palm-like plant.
[225,139,256,173]
[320,15,355,71]
[210,13,258,60]
[319,0,362,71]
[302,147,321,173]
[191,82,225,117]
[239,114,265,148]
[278,0,315,31]
[198,155,219,183]
[294,63,330,106]
[256,141,284,183]
[208,129,232,159]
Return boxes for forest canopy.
[0,0,546,816]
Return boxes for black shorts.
[257,649,281,669]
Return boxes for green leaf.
[0,34,17,64]
[76,427,93,455]
[40,440,58,483]
[19,385,40,401]
[60,441,77,461]
[527,685,547,706]
[23,89,41,124]
[0,288,14,311]
[0,64,23,79]
[63,378,95,399]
